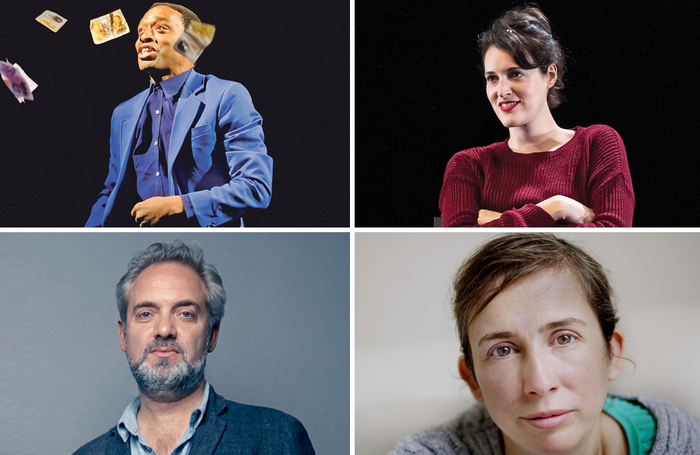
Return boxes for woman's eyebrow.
[484,67,521,75]
[538,317,587,333]
[477,330,516,347]
[477,318,587,347]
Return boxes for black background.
[356,0,700,227]
[0,0,349,226]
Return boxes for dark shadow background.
[356,0,700,227]
[0,0,349,226]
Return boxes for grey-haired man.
[73,241,314,455]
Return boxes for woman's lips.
[499,101,519,112]
[521,410,572,430]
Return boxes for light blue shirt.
[116,381,211,455]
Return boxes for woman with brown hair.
[391,234,699,454]
[439,6,634,227]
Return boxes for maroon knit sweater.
[439,125,635,227]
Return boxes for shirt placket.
[152,84,167,196]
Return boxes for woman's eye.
[492,346,512,357]
[556,334,574,345]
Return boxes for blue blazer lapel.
[119,90,149,166]
[167,70,205,193]
[115,89,148,193]
[102,89,148,222]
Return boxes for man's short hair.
[117,240,226,332]
[149,2,200,28]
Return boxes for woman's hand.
[478,209,503,225]
[536,195,595,224]
[478,196,594,225]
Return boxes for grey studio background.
[356,232,700,454]
[0,232,349,455]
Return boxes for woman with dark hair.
[391,234,699,454]
[439,6,635,227]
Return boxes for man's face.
[134,6,192,80]
[119,261,219,402]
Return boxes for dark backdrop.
[356,0,699,227]
[0,0,349,226]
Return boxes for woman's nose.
[497,79,512,98]
[522,353,559,396]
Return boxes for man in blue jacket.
[73,240,314,454]
[86,3,272,227]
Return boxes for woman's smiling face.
[460,267,624,454]
[483,46,556,130]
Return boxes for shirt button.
[156,172,160,177]
[155,110,160,115]
[154,141,158,146]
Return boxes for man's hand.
[131,196,185,227]
[537,195,595,224]
[478,209,503,225]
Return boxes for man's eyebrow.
[172,300,202,310]
[476,318,587,347]
[131,302,156,315]
[138,16,172,27]
[130,301,200,314]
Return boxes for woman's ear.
[546,63,558,89]
[608,327,625,381]
[458,355,484,402]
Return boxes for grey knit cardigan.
[391,394,700,455]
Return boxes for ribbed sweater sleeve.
[439,125,635,227]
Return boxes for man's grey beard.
[126,337,207,403]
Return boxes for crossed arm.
[477,195,595,225]
[439,133,635,228]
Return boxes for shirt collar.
[117,380,211,443]
[150,68,192,99]
[190,379,210,429]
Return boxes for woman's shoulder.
[390,404,501,455]
[453,140,508,158]
[571,125,628,165]
[574,124,624,143]
[610,393,700,454]
[390,427,469,455]
[446,140,509,171]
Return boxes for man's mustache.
[138,339,187,360]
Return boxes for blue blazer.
[85,70,273,227]
[72,388,315,454]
